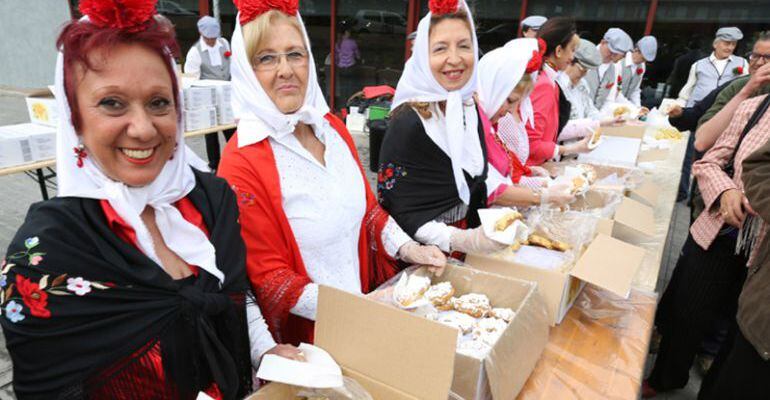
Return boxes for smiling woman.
[0,1,283,398]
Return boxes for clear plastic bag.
[518,208,601,271]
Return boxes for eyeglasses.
[253,50,309,71]
[750,52,770,63]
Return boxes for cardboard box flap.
[315,286,456,400]
[600,123,646,139]
[615,197,656,237]
[570,234,645,298]
[596,218,615,236]
[630,180,660,207]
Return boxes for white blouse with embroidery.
[270,121,411,321]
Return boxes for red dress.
[217,113,396,346]
[92,199,222,400]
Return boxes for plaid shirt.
[691,94,770,264]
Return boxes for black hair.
[536,17,577,57]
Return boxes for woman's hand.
[600,116,625,127]
[398,241,447,276]
[264,344,306,362]
[560,135,593,156]
[449,227,508,254]
[541,183,576,206]
[719,189,756,228]
[528,166,551,178]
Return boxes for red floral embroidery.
[377,163,407,196]
[734,66,744,75]
[235,0,299,24]
[224,50,232,58]
[636,67,644,75]
[79,0,157,32]
[429,0,459,15]
[15,275,50,319]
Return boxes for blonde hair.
[242,10,305,65]
[514,73,534,94]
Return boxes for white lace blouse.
[270,121,411,321]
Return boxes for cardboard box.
[315,263,550,400]
[600,122,647,139]
[192,79,232,107]
[183,107,217,132]
[467,233,645,325]
[25,88,59,127]
[183,86,216,110]
[571,190,656,241]
[0,123,57,168]
[216,104,235,125]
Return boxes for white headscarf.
[54,16,223,284]
[477,38,539,128]
[391,0,479,204]
[230,11,330,147]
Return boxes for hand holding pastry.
[398,241,447,276]
[449,227,508,254]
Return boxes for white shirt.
[677,52,749,106]
[270,123,411,321]
[557,73,601,120]
[183,37,230,79]
[247,297,277,368]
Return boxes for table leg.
[35,168,49,200]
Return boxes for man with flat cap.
[520,16,547,38]
[676,27,749,108]
[184,16,233,170]
[584,28,634,110]
[557,39,626,137]
[617,36,658,107]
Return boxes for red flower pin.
[734,66,744,75]
[235,0,299,24]
[224,50,232,58]
[636,67,644,75]
[617,75,623,84]
[79,0,157,32]
[525,50,542,73]
[429,0,459,15]
[605,82,615,89]
[16,275,51,318]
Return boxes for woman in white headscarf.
[476,38,575,208]
[378,0,506,255]
[0,1,285,398]
[217,0,445,347]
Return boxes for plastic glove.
[600,116,625,127]
[449,227,508,254]
[541,183,575,206]
[264,344,306,362]
[398,241,447,276]
[529,166,551,177]
[560,135,592,156]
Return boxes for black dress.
[0,170,253,399]
[376,105,488,237]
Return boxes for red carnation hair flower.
[429,0,459,15]
[525,50,542,73]
[537,37,547,56]
[79,0,158,32]
[235,0,299,24]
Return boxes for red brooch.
[224,50,232,58]
[235,0,299,24]
[79,0,157,32]
[73,145,87,168]
[636,67,644,75]
[429,0,459,15]
[734,66,744,75]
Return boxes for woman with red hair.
[0,1,296,398]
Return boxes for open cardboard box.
[571,190,656,242]
[467,232,645,325]
[25,87,58,128]
[313,263,549,400]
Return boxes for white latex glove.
[561,135,592,156]
[600,116,625,127]
[448,227,508,254]
[541,183,575,206]
[398,241,447,276]
[529,166,551,177]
